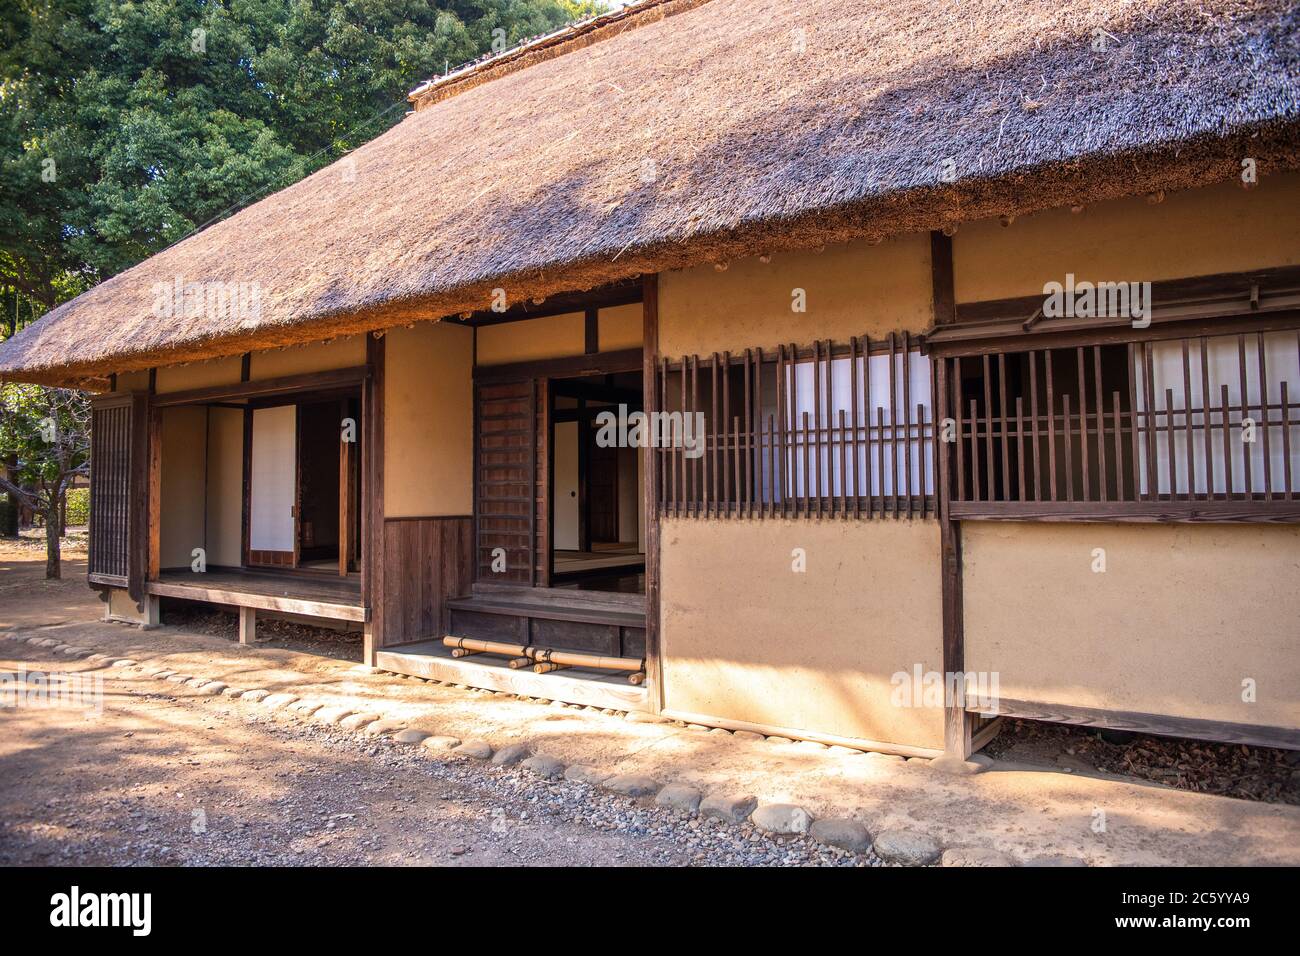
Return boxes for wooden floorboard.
[150,570,367,622]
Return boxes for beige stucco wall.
[159,406,208,569]
[598,303,643,351]
[205,406,244,566]
[384,322,473,517]
[658,232,933,358]
[248,335,366,379]
[476,311,585,365]
[964,522,1300,730]
[155,356,242,393]
[659,517,946,751]
[955,172,1300,302]
[114,370,150,393]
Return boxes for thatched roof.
[3,0,1299,386]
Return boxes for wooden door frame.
[241,387,362,574]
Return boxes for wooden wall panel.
[381,516,473,646]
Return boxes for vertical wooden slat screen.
[940,329,1300,518]
[533,378,549,586]
[473,380,536,583]
[88,394,137,587]
[654,336,936,519]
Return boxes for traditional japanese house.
[2,0,1298,759]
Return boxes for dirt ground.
[0,647,687,866]
[3,541,1299,867]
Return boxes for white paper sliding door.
[249,404,297,566]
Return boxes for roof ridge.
[407,0,712,111]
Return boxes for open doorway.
[550,372,645,592]
[247,392,360,575]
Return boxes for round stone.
[941,847,1014,867]
[491,743,533,766]
[751,803,814,836]
[809,817,871,853]
[520,754,565,779]
[392,728,432,745]
[872,830,942,866]
[454,739,494,760]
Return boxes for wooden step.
[469,581,645,612]
[446,596,644,629]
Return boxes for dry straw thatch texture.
[3,0,1298,385]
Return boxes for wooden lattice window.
[656,333,936,519]
[88,394,143,586]
[937,328,1300,521]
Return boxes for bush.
[0,497,16,537]
[64,487,90,526]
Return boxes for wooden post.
[141,595,161,630]
[239,606,256,645]
[932,233,972,759]
[237,608,254,647]
[338,396,351,576]
[364,333,386,666]
[147,405,161,582]
[642,273,663,713]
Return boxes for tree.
[0,0,604,300]
[0,0,603,572]
[0,384,91,579]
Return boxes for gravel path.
[0,642,873,867]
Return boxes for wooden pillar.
[239,606,256,645]
[363,333,386,666]
[642,273,663,713]
[932,230,971,758]
[338,396,351,576]
[141,594,161,630]
[146,405,162,582]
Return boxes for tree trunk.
[44,503,61,579]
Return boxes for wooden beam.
[455,279,642,327]
[971,698,1300,752]
[147,580,367,623]
[950,500,1300,522]
[584,307,599,354]
[642,273,663,714]
[929,307,1300,357]
[951,264,1300,328]
[150,365,369,407]
[550,379,641,404]
[474,348,642,384]
[929,230,956,326]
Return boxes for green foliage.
[0,383,91,502]
[64,486,89,525]
[0,0,602,312]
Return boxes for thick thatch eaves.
[2,0,1298,386]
